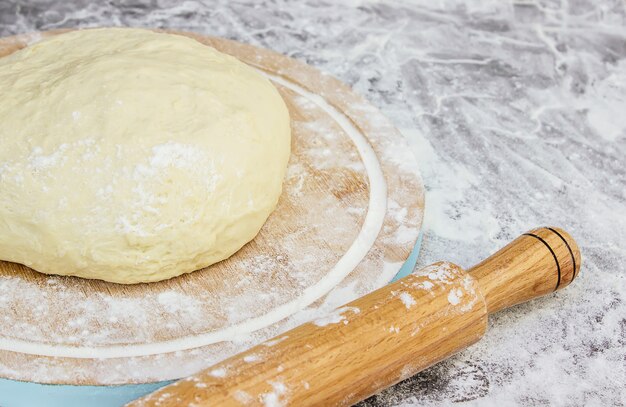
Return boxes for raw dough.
[0,28,291,283]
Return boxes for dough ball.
[0,28,291,283]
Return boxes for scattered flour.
[243,354,260,363]
[447,288,464,306]
[414,280,435,291]
[263,336,289,347]
[398,292,416,309]
[261,381,288,407]
[209,367,227,378]
[312,306,360,327]
[233,390,253,404]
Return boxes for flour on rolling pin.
[131,261,487,407]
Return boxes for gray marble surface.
[1,0,624,406]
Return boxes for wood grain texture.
[470,227,581,313]
[129,227,580,407]
[0,29,424,385]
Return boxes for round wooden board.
[0,30,424,385]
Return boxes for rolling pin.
[129,226,580,406]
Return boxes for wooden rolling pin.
[129,226,580,407]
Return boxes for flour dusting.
[447,288,463,306]
[209,367,227,378]
[243,354,261,363]
[312,306,360,327]
[261,381,288,407]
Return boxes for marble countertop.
[1,0,624,405]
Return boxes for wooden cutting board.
[0,30,424,386]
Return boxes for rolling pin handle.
[468,226,581,313]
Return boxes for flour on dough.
[0,28,291,283]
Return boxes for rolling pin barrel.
[129,227,580,407]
